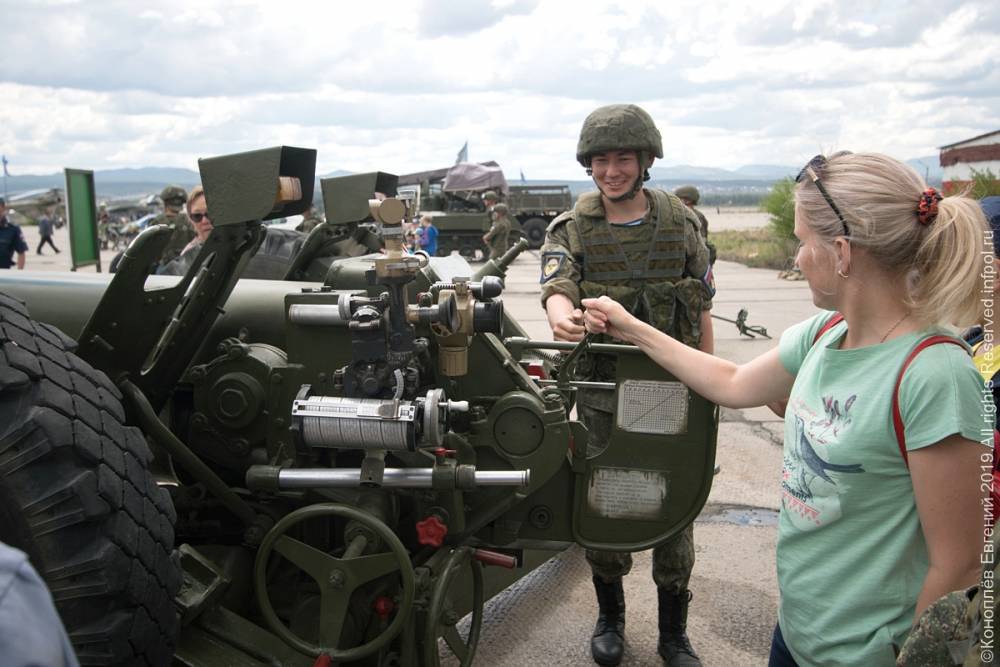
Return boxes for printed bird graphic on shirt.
[794,415,864,489]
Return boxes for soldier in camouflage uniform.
[541,104,714,667]
[153,185,195,266]
[674,186,716,265]
[482,190,499,214]
[483,202,512,260]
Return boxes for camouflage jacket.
[540,189,714,381]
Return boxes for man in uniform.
[675,185,715,265]
[540,104,714,667]
[0,198,28,270]
[153,185,194,265]
[482,190,499,214]
[483,202,512,260]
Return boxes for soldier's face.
[590,150,641,200]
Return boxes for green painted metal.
[321,171,399,225]
[64,168,101,271]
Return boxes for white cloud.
[0,0,997,180]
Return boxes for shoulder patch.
[540,251,567,283]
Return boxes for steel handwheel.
[253,503,415,661]
[423,547,485,666]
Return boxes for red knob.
[313,654,332,667]
[416,515,448,547]
[433,447,457,458]
[374,596,395,619]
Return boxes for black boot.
[658,588,701,666]
[591,576,625,666]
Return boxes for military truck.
[398,163,572,256]
[0,146,717,665]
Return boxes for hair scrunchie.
[917,188,943,226]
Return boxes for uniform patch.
[702,265,716,297]
[541,252,566,283]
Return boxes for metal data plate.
[615,380,689,435]
[585,467,669,521]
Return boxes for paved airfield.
[12,217,817,666]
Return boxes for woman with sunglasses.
[181,185,212,256]
[581,152,989,666]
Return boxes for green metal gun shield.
[199,146,316,225]
[572,352,718,551]
[321,172,399,225]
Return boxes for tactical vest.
[157,212,196,264]
[563,189,708,380]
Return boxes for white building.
[939,130,1000,191]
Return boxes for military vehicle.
[398,163,572,256]
[0,146,717,665]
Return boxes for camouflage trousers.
[586,523,695,593]
[578,395,696,594]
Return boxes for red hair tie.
[916,187,942,226]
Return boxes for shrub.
[761,177,796,240]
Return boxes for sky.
[1,0,998,180]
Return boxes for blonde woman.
[181,185,212,256]
[583,152,988,665]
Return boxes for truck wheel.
[0,292,180,666]
[520,217,548,249]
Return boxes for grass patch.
[711,229,798,270]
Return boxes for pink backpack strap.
[891,335,968,467]
[812,312,845,345]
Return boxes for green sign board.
[64,168,101,272]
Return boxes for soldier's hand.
[553,309,586,342]
[581,296,631,341]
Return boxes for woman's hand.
[581,296,634,341]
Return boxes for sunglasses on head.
[189,212,209,223]
[795,152,852,237]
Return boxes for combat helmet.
[160,185,188,207]
[493,202,509,214]
[576,104,663,167]
[482,190,499,202]
[675,185,700,205]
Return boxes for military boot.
[657,588,701,666]
[590,576,626,666]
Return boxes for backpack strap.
[891,335,968,467]
[812,312,845,345]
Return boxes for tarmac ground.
[6,215,816,666]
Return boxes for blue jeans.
[769,625,800,667]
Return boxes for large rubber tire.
[0,292,180,666]
[519,217,548,249]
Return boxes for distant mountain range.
[1,157,942,199]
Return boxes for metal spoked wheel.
[423,547,485,667]
[253,503,415,661]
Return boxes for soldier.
[675,185,716,265]
[297,204,324,233]
[540,104,714,667]
[153,185,194,265]
[483,202,512,260]
[482,190,499,214]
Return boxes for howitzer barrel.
[247,466,529,490]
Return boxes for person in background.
[153,185,193,265]
[0,198,27,270]
[583,152,988,666]
[675,185,715,264]
[418,214,438,256]
[36,212,60,255]
[180,186,212,257]
[483,202,512,261]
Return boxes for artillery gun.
[0,146,719,666]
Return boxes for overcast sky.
[1,0,998,180]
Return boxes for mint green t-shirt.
[777,311,985,666]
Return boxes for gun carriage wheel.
[423,546,485,667]
[253,502,416,661]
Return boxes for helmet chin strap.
[590,150,650,203]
